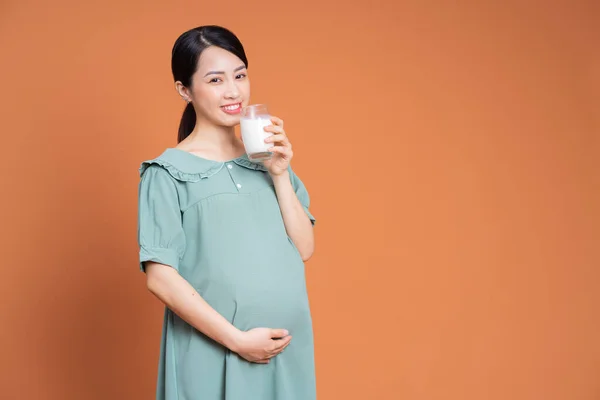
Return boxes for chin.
[222,115,241,127]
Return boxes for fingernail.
[283,330,289,335]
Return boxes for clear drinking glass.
[240,104,274,162]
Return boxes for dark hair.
[171,25,249,143]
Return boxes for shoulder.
[138,148,205,183]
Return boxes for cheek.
[195,86,222,108]
[240,81,251,100]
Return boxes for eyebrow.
[204,65,247,77]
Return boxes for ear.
[175,81,191,102]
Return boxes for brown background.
[1,0,598,399]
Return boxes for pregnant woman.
[137,25,317,400]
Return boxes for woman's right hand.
[232,327,292,364]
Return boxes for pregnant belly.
[190,233,311,334]
[195,285,312,347]
[195,267,312,336]
[232,285,312,333]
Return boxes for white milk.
[240,116,273,160]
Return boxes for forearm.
[145,262,242,351]
[272,170,314,260]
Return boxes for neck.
[182,117,245,159]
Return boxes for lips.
[221,103,241,115]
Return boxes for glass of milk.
[240,104,274,162]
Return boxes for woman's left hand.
[262,116,293,176]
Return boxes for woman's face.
[180,46,250,127]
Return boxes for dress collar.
[139,148,268,182]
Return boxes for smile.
[221,103,241,114]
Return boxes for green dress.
[137,148,316,400]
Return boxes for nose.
[224,80,240,99]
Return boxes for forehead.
[196,46,245,73]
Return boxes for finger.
[270,335,292,352]
[276,339,292,354]
[266,342,289,358]
[263,124,284,135]
[268,146,293,157]
[267,340,292,358]
[270,329,289,339]
[270,116,284,127]
[269,336,292,353]
[264,134,289,144]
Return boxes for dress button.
[227,164,233,169]
[236,183,242,189]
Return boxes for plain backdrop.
[0,0,598,399]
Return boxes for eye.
[236,73,247,79]
[209,77,222,83]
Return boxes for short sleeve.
[289,166,316,226]
[137,165,187,272]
